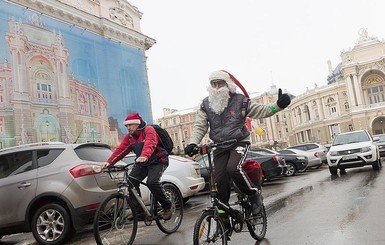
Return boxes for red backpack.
[242,159,263,187]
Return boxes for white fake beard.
[207,86,230,115]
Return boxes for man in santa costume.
[184,70,291,217]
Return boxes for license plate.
[343,155,357,160]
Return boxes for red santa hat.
[124,112,142,125]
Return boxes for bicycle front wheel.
[247,204,267,241]
[93,193,138,245]
[156,183,183,234]
[193,210,227,245]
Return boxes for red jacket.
[107,126,168,165]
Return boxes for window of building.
[344,102,349,112]
[276,115,279,122]
[367,85,385,104]
[363,74,385,104]
[304,105,311,121]
[173,118,176,125]
[348,124,353,131]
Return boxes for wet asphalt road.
[2,161,385,245]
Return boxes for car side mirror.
[373,136,380,142]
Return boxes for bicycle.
[93,163,184,245]
[192,139,267,244]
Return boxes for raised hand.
[277,88,291,109]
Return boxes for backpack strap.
[241,97,250,118]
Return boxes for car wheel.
[284,162,297,177]
[339,168,347,174]
[329,166,338,175]
[372,158,381,170]
[31,203,74,245]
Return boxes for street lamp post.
[45,121,49,142]
[90,128,96,142]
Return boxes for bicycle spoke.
[94,193,137,245]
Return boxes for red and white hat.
[209,70,237,93]
[124,112,142,126]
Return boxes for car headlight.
[360,147,371,153]
[329,151,338,156]
[296,156,305,160]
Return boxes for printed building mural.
[0,0,155,148]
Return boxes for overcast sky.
[129,0,385,119]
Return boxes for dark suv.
[0,142,118,245]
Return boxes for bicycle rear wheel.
[247,204,267,241]
[193,210,227,245]
[156,183,183,234]
[93,193,138,245]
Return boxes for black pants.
[129,163,171,210]
[213,142,257,204]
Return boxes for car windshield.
[377,135,385,142]
[333,131,370,146]
[278,150,295,154]
[254,149,279,154]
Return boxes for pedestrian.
[184,70,291,216]
[102,112,172,220]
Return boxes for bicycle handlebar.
[194,139,237,155]
[104,163,133,172]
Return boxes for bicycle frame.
[109,164,156,218]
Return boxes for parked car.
[374,134,385,157]
[327,130,381,175]
[0,142,121,245]
[122,154,205,203]
[279,148,323,169]
[196,150,287,190]
[250,148,308,176]
[196,155,212,192]
[246,151,288,182]
[287,143,328,164]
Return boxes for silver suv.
[0,142,118,245]
[326,130,382,175]
[287,143,328,164]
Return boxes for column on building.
[345,75,357,106]
[352,74,363,105]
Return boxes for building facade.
[157,29,385,153]
[0,0,155,148]
[287,29,385,146]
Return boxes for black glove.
[277,88,291,109]
[184,143,198,157]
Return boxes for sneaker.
[163,209,172,220]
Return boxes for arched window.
[363,74,385,104]
[326,96,337,115]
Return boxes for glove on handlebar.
[277,88,291,109]
[184,143,198,157]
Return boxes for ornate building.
[0,0,155,148]
[286,29,385,145]
[157,29,385,152]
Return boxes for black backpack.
[145,124,174,154]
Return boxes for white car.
[122,154,205,203]
[287,143,328,164]
[281,148,323,169]
[327,130,382,175]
